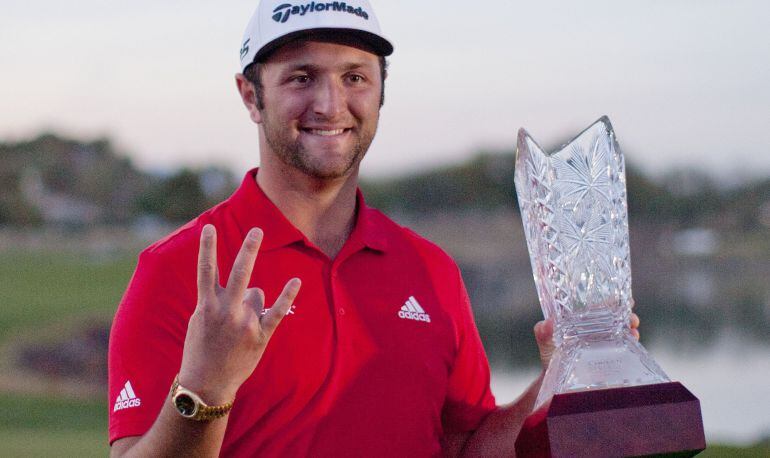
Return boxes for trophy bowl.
[513,116,705,457]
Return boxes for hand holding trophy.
[513,117,705,457]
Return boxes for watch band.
[170,374,234,421]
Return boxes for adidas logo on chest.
[398,296,431,323]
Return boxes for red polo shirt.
[109,169,496,456]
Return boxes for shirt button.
[338,308,345,316]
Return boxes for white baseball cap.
[239,0,394,72]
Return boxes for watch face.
[174,393,197,417]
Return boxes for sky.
[2,0,769,181]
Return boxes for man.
[109,1,638,456]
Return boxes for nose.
[311,77,346,119]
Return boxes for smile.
[302,128,349,137]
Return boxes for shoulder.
[114,201,237,322]
[365,207,461,277]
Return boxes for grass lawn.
[0,249,133,456]
[0,249,138,342]
[700,444,770,457]
[0,392,108,456]
[0,430,108,457]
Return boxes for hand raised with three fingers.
[178,224,301,404]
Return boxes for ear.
[235,73,262,124]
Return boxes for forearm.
[110,397,229,458]
[460,371,545,457]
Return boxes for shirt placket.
[327,241,366,345]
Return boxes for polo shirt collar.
[350,188,389,253]
[228,169,388,254]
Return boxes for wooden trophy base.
[515,382,705,457]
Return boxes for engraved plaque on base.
[513,116,705,457]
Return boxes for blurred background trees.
[2,132,767,232]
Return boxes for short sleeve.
[441,267,497,434]
[108,248,196,444]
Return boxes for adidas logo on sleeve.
[113,381,142,412]
[397,296,431,323]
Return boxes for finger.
[630,313,640,330]
[224,228,263,304]
[533,318,555,369]
[533,318,554,346]
[243,287,266,315]
[261,278,301,334]
[197,224,218,301]
[631,328,640,340]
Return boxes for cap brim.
[253,28,393,64]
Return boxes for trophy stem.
[557,308,628,343]
[537,328,669,409]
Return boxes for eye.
[289,74,311,84]
[347,74,365,84]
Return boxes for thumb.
[534,318,555,370]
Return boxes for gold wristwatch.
[170,374,234,421]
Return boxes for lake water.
[490,332,770,446]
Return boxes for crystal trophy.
[513,117,704,457]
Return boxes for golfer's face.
[256,39,382,180]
